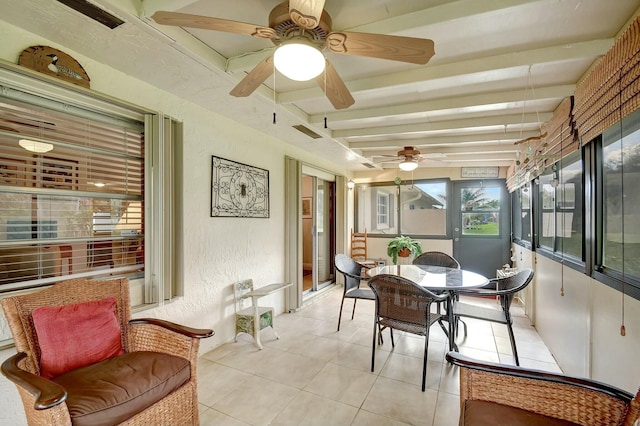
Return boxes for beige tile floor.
[197,285,561,426]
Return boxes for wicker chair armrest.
[1,352,67,410]
[128,319,213,362]
[129,318,214,339]
[446,352,634,425]
[342,270,370,281]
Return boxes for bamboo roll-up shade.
[540,96,577,160]
[575,15,640,144]
[506,96,575,192]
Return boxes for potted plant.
[387,235,423,264]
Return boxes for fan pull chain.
[272,62,277,125]
[323,63,328,129]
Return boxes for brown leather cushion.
[461,400,581,426]
[52,351,191,426]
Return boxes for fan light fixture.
[19,139,53,153]
[398,159,418,171]
[274,39,325,81]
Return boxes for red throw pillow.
[32,296,124,379]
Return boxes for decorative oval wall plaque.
[18,46,91,88]
[211,156,269,218]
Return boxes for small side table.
[240,282,293,349]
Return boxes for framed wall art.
[302,197,312,218]
[211,155,269,218]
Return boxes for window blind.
[0,92,144,292]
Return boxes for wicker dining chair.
[412,251,460,268]
[412,251,461,321]
[446,351,640,426]
[1,277,214,426]
[453,268,534,366]
[334,253,375,331]
[368,274,449,391]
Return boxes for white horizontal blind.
[0,93,144,292]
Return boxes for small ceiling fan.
[372,146,444,171]
[151,0,435,110]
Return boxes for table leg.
[447,292,458,352]
[252,296,263,349]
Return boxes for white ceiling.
[2,0,639,171]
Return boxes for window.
[376,192,390,228]
[557,152,583,259]
[600,108,640,280]
[534,151,583,261]
[400,181,447,236]
[355,184,397,234]
[0,69,179,306]
[356,180,448,237]
[461,186,500,236]
[512,183,532,245]
[537,166,556,250]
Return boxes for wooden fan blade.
[289,0,326,29]
[151,11,278,40]
[230,55,274,97]
[316,60,354,110]
[326,31,435,65]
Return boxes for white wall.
[0,22,348,424]
[517,245,640,394]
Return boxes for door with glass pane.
[301,175,335,295]
[452,180,511,277]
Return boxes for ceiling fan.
[372,146,444,171]
[151,0,435,110]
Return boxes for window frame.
[355,178,451,239]
[591,110,640,300]
[0,63,180,307]
[511,183,532,249]
[532,150,585,271]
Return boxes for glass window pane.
[356,184,397,235]
[521,184,532,242]
[557,151,583,259]
[461,186,500,236]
[400,182,446,235]
[602,110,640,278]
[512,184,531,243]
[0,94,144,292]
[538,168,555,249]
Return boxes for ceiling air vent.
[292,125,322,139]
[362,163,376,169]
[56,0,124,29]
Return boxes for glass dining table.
[367,264,489,351]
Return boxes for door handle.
[454,237,459,241]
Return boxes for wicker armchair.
[1,278,214,426]
[446,351,640,426]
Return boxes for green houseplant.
[387,235,423,264]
